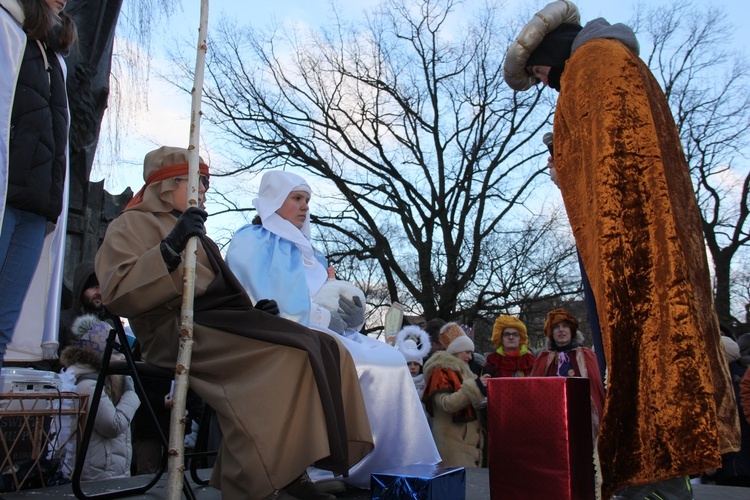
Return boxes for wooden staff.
[167,1,209,498]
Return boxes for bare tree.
[731,253,750,325]
[635,0,750,329]
[175,0,580,324]
[61,0,180,294]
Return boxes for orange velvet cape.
[554,38,740,497]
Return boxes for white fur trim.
[423,351,471,379]
[71,313,103,337]
[461,378,485,407]
[396,325,431,364]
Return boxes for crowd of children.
[395,309,604,471]
[394,308,750,494]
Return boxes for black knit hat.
[526,23,582,91]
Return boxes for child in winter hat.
[422,322,486,467]
[439,322,475,355]
[396,325,431,396]
[59,314,140,481]
[68,314,112,355]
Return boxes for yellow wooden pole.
[167,1,209,497]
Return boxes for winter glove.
[255,299,280,316]
[160,207,208,272]
[338,295,365,330]
[328,311,347,335]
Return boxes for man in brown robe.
[504,1,740,497]
[95,146,373,499]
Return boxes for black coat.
[7,38,67,221]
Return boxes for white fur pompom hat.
[396,325,431,366]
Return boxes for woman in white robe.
[226,171,440,488]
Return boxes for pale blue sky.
[91,0,749,238]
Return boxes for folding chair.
[71,309,216,500]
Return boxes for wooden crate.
[0,392,88,491]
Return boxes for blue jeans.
[0,206,47,368]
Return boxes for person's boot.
[263,490,297,500]
[314,479,347,494]
[284,471,337,499]
[611,475,694,499]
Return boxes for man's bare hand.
[548,156,559,187]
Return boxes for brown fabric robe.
[95,178,373,499]
[554,38,740,496]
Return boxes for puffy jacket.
[61,346,140,481]
[7,24,68,220]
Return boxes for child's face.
[454,351,473,363]
[407,361,421,376]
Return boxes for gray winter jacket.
[62,347,140,481]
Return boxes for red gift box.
[487,377,595,500]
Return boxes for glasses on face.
[174,175,210,189]
[502,331,520,338]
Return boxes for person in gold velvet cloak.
[95,147,373,500]
[504,1,740,498]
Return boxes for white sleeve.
[309,300,332,330]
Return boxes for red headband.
[125,162,209,209]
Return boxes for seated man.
[59,260,111,355]
[94,146,373,500]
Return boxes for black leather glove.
[338,295,365,330]
[160,207,208,272]
[255,299,280,316]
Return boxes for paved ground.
[0,468,748,499]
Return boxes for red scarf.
[422,367,476,422]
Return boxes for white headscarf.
[253,170,314,261]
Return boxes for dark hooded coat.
[58,260,109,353]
